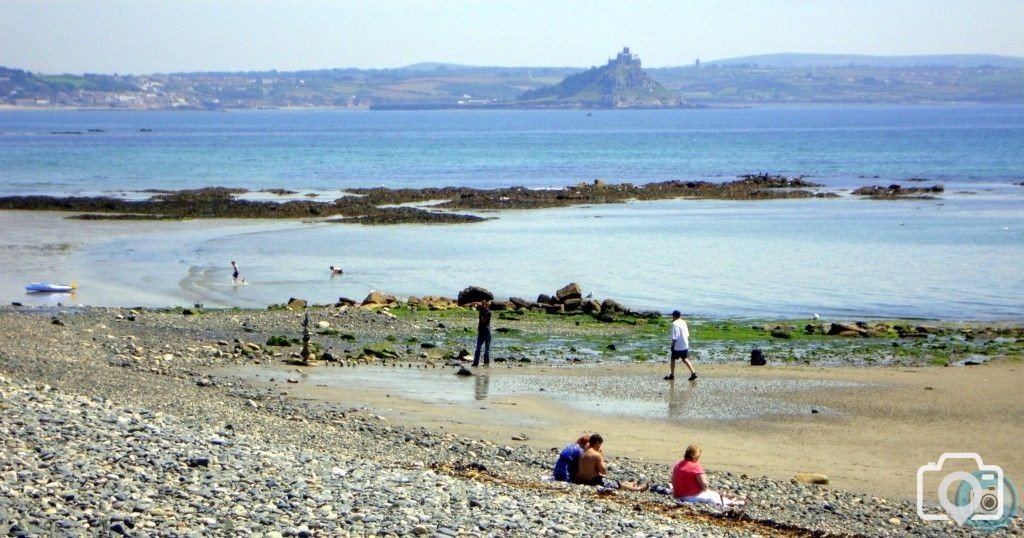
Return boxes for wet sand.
[224,360,1024,501]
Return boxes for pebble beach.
[2,304,1019,537]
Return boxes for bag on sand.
[750,348,766,366]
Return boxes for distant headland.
[2,50,1023,110]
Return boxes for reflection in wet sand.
[227,365,862,421]
[474,374,490,401]
[667,379,694,421]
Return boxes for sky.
[2,0,1023,74]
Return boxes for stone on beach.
[456,286,494,306]
[794,472,830,485]
[554,282,582,303]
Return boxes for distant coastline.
[4,52,1023,110]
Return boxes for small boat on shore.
[25,282,76,293]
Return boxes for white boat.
[25,282,76,293]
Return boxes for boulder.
[828,322,866,336]
[562,298,583,312]
[336,297,357,306]
[543,304,565,314]
[804,323,826,335]
[457,286,494,306]
[362,291,398,307]
[490,301,512,311]
[601,298,625,313]
[793,472,829,485]
[536,294,553,305]
[509,297,531,309]
[419,296,458,310]
[286,298,307,309]
[581,299,601,315]
[555,282,582,303]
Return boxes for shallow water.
[234,365,866,422]
[3,193,1022,320]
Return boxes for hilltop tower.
[518,47,682,108]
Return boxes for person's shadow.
[474,374,490,401]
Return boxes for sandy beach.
[229,361,1024,502]
[2,303,1020,536]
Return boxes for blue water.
[1,106,1023,194]
[1,106,1023,319]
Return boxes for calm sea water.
[1,106,1023,194]
[1,106,1022,319]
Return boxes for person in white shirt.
[666,310,697,381]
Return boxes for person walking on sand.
[575,433,648,492]
[231,260,241,284]
[672,444,746,506]
[665,310,696,381]
[472,301,492,367]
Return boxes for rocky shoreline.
[0,174,874,226]
[1,301,1020,536]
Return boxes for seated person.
[574,433,648,492]
[553,436,589,482]
[672,444,746,506]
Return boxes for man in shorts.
[574,434,648,492]
[665,310,697,381]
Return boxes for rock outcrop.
[456,286,494,306]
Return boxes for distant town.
[2,50,1023,110]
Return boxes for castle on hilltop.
[608,47,642,68]
[517,46,683,108]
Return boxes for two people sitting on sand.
[553,436,589,482]
[672,444,746,506]
[560,433,648,492]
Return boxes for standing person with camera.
[665,310,697,381]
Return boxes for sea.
[1,105,1023,320]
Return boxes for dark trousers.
[473,328,491,365]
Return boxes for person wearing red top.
[672,444,746,506]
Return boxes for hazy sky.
[2,0,1023,74]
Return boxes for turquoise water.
[66,197,1023,320]
[1,106,1022,319]
[2,106,1023,193]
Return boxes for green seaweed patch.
[266,335,298,346]
[363,342,399,359]
[631,351,651,362]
